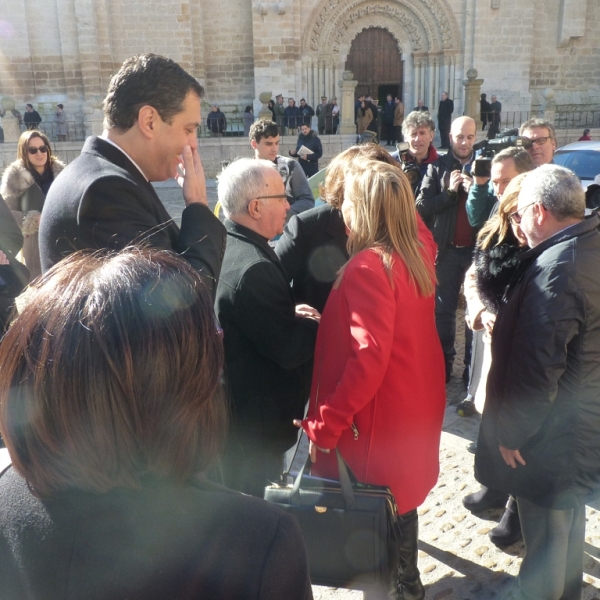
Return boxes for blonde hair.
[344,160,435,297]
[320,144,399,209]
[477,172,529,251]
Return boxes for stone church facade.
[1,0,599,128]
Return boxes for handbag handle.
[290,449,358,509]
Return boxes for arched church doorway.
[344,27,403,106]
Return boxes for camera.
[473,128,533,159]
[395,142,422,190]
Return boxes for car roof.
[556,141,600,152]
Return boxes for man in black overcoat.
[476,166,600,600]
[39,54,225,297]
[437,91,454,149]
[215,158,320,497]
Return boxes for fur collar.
[0,159,65,211]
[474,229,524,315]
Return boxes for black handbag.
[264,448,399,593]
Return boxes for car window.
[553,150,600,180]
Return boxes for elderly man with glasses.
[215,158,320,498]
[475,165,600,600]
[519,117,557,167]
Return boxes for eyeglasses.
[524,136,552,147]
[28,145,48,155]
[256,194,288,201]
[509,201,539,224]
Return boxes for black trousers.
[516,497,585,600]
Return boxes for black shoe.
[456,398,477,417]
[463,486,509,513]
[489,497,522,547]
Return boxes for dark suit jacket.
[215,219,318,452]
[275,203,349,314]
[39,137,226,297]
[0,465,313,600]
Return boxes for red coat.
[301,220,445,514]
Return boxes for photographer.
[466,147,535,228]
[391,110,438,194]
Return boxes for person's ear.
[250,139,258,151]
[247,198,261,220]
[137,105,158,139]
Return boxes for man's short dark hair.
[249,119,280,143]
[26,103,33,109]
[492,147,535,173]
[103,54,204,131]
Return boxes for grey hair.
[520,164,585,221]
[217,158,276,218]
[402,110,436,137]
[519,117,556,142]
[492,147,535,173]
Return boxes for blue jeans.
[435,246,474,378]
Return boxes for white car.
[553,141,600,189]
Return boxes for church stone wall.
[2,0,599,132]
[465,0,534,113]
[529,0,600,110]
[201,0,255,105]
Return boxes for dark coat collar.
[224,218,280,263]
[82,136,151,190]
[519,212,600,264]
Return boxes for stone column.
[0,98,21,142]
[339,71,358,135]
[462,68,484,128]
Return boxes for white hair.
[520,164,585,221]
[217,158,276,218]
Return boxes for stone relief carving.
[308,0,459,53]
[331,13,416,54]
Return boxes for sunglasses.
[28,145,48,155]
[524,136,552,147]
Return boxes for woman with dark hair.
[0,247,312,600]
[0,129,64,278]
[297,161,446,599]
[356,100,374,135]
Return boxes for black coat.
[293,131,323,178]
[0,194,28,331]
[207,110,227,134]
[215,219,318,452]
[0,465,313,600]
[438,98,454,125]
[275,203,348,314]
[39,137,226,298]
[416,151,477,253]
[475,214,600,508]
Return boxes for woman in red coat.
[298,159,446,600]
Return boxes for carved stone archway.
[302,0,462,114]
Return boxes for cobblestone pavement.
[155,182,600,599]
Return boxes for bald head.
[450,117,477,161]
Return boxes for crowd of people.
[1,53,600,600]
